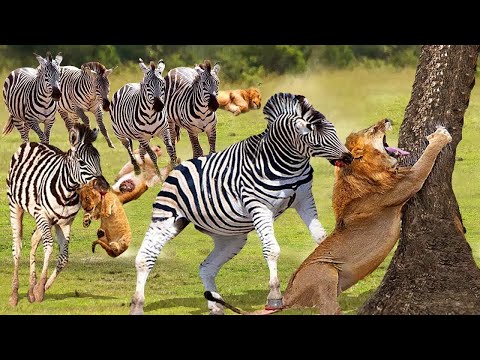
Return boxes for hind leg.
[9,205,24,306]
[32,212,54,302]
[27,228,42,303]
[12,117,30,143]
[160,125,177,166]
[45,223,71,290]
[93,107,115,148]
[59,108,74,130]
[130,217,190,315]
[187,132,204,158]
[139,139,160,176]
[199,235,247,315]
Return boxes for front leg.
[206,116,217,154]
[94,107,115,148]
[25,118,47,144]
[248,202,282,309]
[291,182,327,244]
[83,212,93,228]
[75,107,90,127]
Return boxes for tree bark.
[359,45,480,315]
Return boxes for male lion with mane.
[205,118,452,314]
[217,87,261,115]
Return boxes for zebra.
[6,123,108,306]
[130,92,354,315]
[110,58,176,177]
[164,59,220,159]
[2,52,63,144]
[58,61,116,148]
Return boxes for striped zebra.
[6,123,108,306]
[2,52,63,144]
[110,59,175,176]
[164,59,220,159]
[58,61,116,148]
[130,92,354,315]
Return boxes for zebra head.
[69,122,109,190]
[34,51,62,101]
[263,93,353,166]
[139,58,166,113]
[194,60,220,112]
[82,62,115,112]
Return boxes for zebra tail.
[203,291,281,315]
[2,117,14,136]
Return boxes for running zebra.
[164,59,220,159]
[130,92,354,315]
[6,123,108,306]
[58,61,116,148]
[110,59,175,176]
[2,52,63,144]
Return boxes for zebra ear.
[105,66,117,78]
[82,66,97,77]
[157,60,165,75]
[212,62,220,76]
[139,58,148,73]
[69,126,80,152]
[195,64,203,75]
[295,119,312,136]
[55,53,63,65]
[34,53,44,65]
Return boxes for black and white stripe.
[110,59,175,176]
[58,61,116,148]
[6,123,107,306]
[2,52,62,144]
[164,60,220,159]
[130,92,353,315]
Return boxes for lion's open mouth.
[383,135,409,158]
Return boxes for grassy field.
[0,65,479,315]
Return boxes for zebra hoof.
[265,298,283,310]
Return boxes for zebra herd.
[4,51,354,314]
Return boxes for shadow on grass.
[339,288,376,315]
[41,291,118,301]
[144,289,268,315]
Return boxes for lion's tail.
[203,291,281,315]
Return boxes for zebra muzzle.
[51,87,62,101]
[153,97,164,112]
[102,98,111,112]
[208,95,219,112]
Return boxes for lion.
[217,87,261,116]
[205,118,452,314]
[78,152,175,258]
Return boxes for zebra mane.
[73,122,98,145]
[263,93,324,126]
[82,61,106,75]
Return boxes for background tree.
[359,45,480,315]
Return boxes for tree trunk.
[359,45,480,315]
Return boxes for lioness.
[205,119,452,314]
[217,87,261,115]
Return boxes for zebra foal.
[164,59,220,159]
[130,92,353,315]
[110,59,176,176]
[3,51,62,144]
[6,123,108,306]
[58,61,116,148]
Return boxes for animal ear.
[69,126,80,154]
[34,53,45,65]
[55,53,63,65]
[212,62,220,76]
[139,58,148,73]
[156,59,165,75]
[82,65,97,77]
[351,146,364,158]
[295,119,313,136]
[105,66,117,78]
[195,64,203,75]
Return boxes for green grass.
[0,65,478,315]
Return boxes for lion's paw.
[427,126,452,145]
[83,215,92,228]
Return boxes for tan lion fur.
[281,119,452,314]
[217,87,261,116]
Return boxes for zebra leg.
[75,107,90,128]
[188,132,204,158]
[139,140,161,177]
[120,137,141,175]
[9,205,24,306]
[26,118,47,144]
[43,118,55,145]
[94,107,115,148]
[130,217,190,315]
[250,206,283,308]
[200,235,247,315]
[161,126,177,166]
[45,223,71,290]
[13,117,30,143]
[291,182,327,244]
[33,213,54,302]
[28,228,42,303]
[206,117,217,154]
[59,108,75,131]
